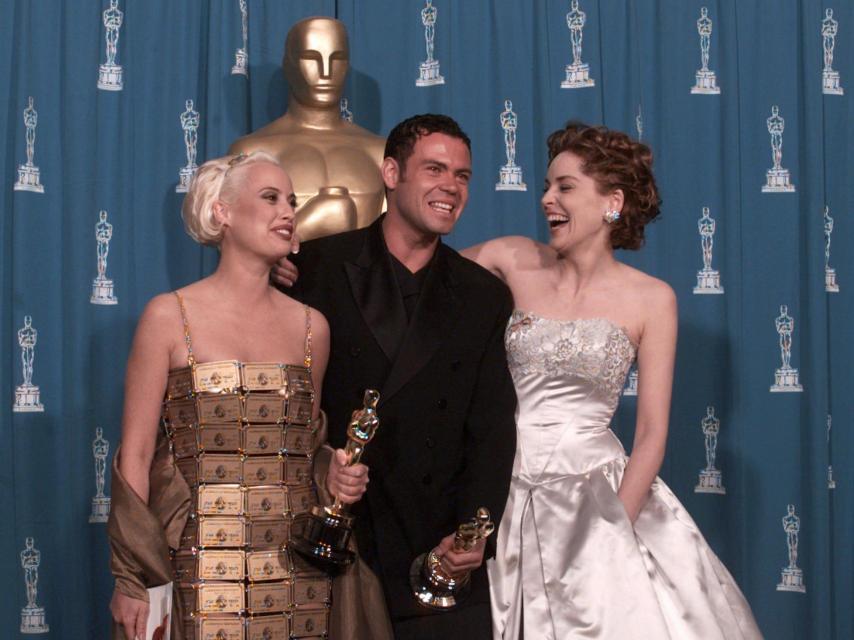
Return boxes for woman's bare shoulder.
[617,264,677,315]
[139,291,183,325]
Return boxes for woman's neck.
[554,241,619,293]
[205,248,278,307]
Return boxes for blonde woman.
[107,153,369,639]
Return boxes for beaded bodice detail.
[505,310,636,413]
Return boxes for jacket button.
[425,437,435,448]
[422,474,432,485]
[437,398,447,410]
[350,346,361,357]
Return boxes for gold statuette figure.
[229,17,385,241]
[410,507,495,609]
[291,389,381,570]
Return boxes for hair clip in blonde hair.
[228,152,248,167]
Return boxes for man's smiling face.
[385,132,472,241]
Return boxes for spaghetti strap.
[173,290,196,367]
[303,305,312,370]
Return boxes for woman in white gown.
[463,123,762,639]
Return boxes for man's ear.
[381,157,401,191]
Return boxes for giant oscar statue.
[230,17,385,241]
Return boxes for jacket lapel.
[344,218,408,364]
[381,244,462,404]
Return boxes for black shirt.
[389,253,431,321]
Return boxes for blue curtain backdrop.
[1,1,851,638]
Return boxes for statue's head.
[504,99,512,111]
[283,17,349,108]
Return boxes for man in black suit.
[284,114,517,638]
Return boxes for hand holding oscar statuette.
[291,389,380,571]
[410,507,495,609]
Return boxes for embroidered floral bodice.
[506,310,636,413]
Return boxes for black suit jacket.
[292,217,517,625]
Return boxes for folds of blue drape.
[0,1,850,638]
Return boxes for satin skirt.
[487,456,763,640]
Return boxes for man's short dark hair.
[384,114,472,177]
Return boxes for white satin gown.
[488,311,762,640]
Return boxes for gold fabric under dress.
[166,291,332,640]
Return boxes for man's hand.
[326,449,369,504]
[271,255,300,288]
[433,532,486,578]
[110,589,148,640]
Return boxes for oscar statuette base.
[14,164,44,194]
[694,269,724,294]
[823,70,843,95]
[416,60,444,86]
[290,504,355,572]
[495,165,527,192]
[97,63,123,91]
[14,385,44,413]
[691,70,720,94]
[175,165,197,193]
[776,567,806,593]
[89,496,111,523]
[762,168,795,193]
[770,367,803,393]
[561,63,594,89]
[91,277,118,305]
[409,551,471,610]
[20,606,49,634]
[695,469,726,494]
[825,268,839,293]
[232,49,248,76]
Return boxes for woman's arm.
[117,296,177,503]
[617,283,678,523]
[308,308,330,421]
[110,294,177,640]
[460,235,535,283]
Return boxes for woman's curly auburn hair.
[546,122,661,250]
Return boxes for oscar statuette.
[291,389,380,571]
[410,507,495,609]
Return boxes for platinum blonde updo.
[181,151,282,246]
